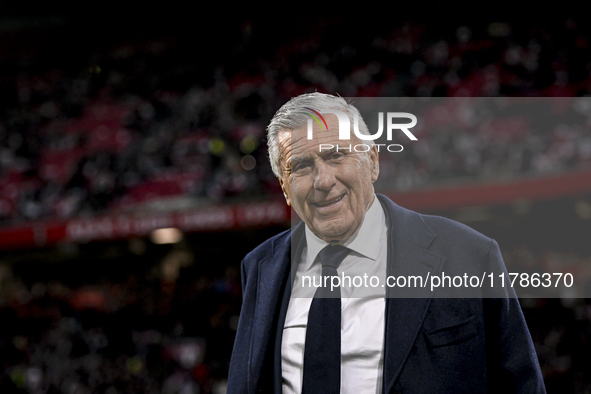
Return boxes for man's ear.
[369,145,379,182]
[278,176,291,206]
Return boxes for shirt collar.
[304,195,385,268]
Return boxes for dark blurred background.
[0,4,591,393]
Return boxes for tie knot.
[318,244,350,270]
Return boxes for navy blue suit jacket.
[228,194,545,393]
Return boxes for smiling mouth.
[311,194,345,208]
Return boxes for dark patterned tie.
[302,244,351,394]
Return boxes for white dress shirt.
[282,196,388,394]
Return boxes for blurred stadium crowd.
[0,14,591,393]
[1,19,591,223]
[0,242,242,393]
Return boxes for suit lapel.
[248,222,305,393]
[273,223,306,391]
[376,195,445,393]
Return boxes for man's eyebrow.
[289,146,349,167]
[319,147,337,154]
[290,156,313,165]
[320,146,350,157]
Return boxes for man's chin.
[312,224,355,243]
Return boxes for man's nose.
[313,162,336,191]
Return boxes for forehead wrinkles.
[278,129,317,162]
[278,123,371,171]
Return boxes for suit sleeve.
[228,257,253,393]
[483,240,546,393]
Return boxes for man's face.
[277,114,379,243]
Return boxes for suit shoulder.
[243,228,291,265]
[377,194,494,253]
[420,212,492,250]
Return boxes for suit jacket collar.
[376,193,435,249]
[247,221,305,392]
[376,194,444,393]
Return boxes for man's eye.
[329,152,344,160]
[293,163,311,172]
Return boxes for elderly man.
[228,93,545,393]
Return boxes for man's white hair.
[266,92,372,178]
